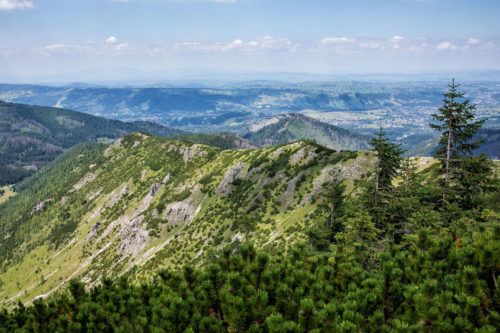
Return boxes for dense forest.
[0,82,498,332]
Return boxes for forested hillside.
[244,113,369,151]
[0,101,182,185]
[0,101,262,186]
[0,133,370,304]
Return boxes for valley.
[1,81,498,158]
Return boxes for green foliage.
[0,101,182,185]
[146,156,163,171]
[365,127,404,230]
[430,79,493,207]
[47,217,79,248]
[174,132,255,150]
[0,143,106,267]
[0,88,498,333]
[1,219,498,332]
[170,189,192,202]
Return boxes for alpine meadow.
[0,0,499,332]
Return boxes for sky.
[1,0,500,83]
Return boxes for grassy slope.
[0,134,372,304]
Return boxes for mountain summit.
[244,113,369,151]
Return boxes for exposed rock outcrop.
[168,144,207,163]
[216,162,246,195]
[290,147,317,166]
[119,216,150,256]
[281,171,305,208]
[164,186,202,224]
[72,172,97,191]
[32,199,54,214]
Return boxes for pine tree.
[399,157,419,194]
[370,127,404,198]
[367,127,404,228]
[454,154,495,210]
[430,79,485,203]
[326,167,345,234]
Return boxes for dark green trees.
[308,167,346,251]
[366,127,404,230]
[1,234,498,332]
[430,79,493,208]
[325,168,346,235]
[370,127,404,198]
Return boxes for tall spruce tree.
[326,167,345,235]
[307,167,346,251]
[430,79,492,207]
[370,127,404,197]
[367,127,404,228]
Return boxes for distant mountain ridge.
[244,113,370,151]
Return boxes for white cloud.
[359,40,385,50]
[105,36,118,44]
[391,35,405,43]
[3,36,497,62]
[174,36,296,52]
[0,0,33,11]
[321,37,356,45]
[436,41,458,51]
[467,38,481,46]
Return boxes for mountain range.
[0,101,369,185]
[1,82,497,158]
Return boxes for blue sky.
[1,0,499,83]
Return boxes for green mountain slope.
[0,134,372,304]
[0,101,184,185]
[174,132,257,150]
[476,128,500,159]
[0,101,260,186]
[244,113,370,151]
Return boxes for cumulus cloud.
[467,38,481,46]
[174,36,296,52]
[316,36,499,54]
[0,0,33,11]
[105,36,118,44]
[390,35,405,43]
[2,36,497,61]
[436,41,458,51]
[321,37,356,45]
